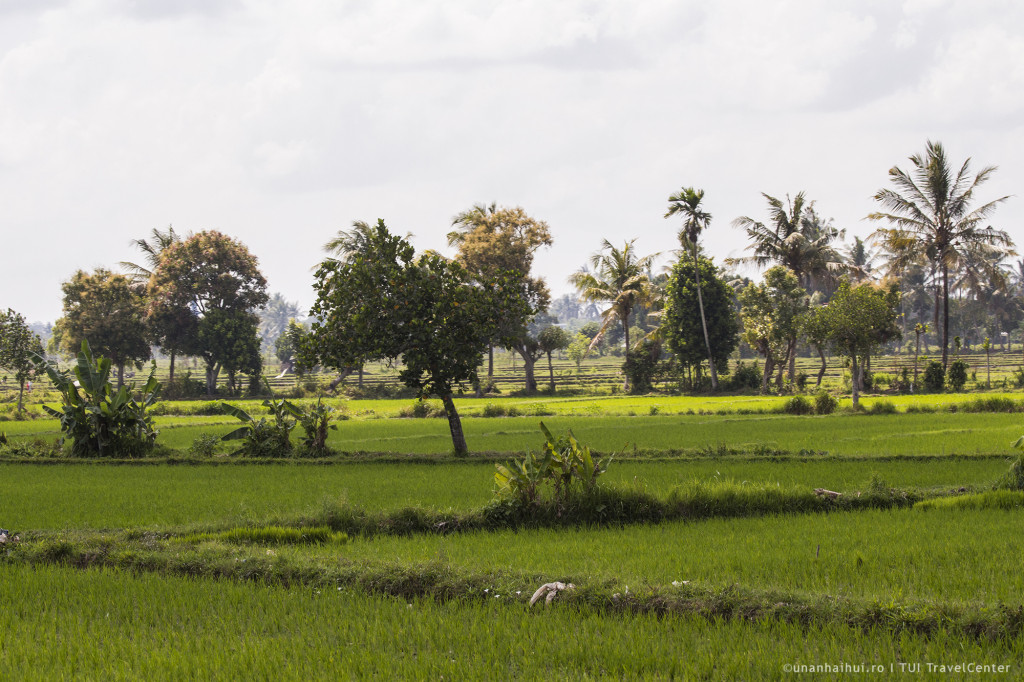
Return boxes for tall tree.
[730,193,845,294]
[537,325,571,393]
[258,293,302,350]
[804,281,901,406]
[662,255,739,388]
[304,220,526,455]
[146,231,269,395]
[119,226,181,284]
[868,140,1013,369]
[121,226,186,381]
[449,203,552,393]
[737,267,807,393]
[0,308,44,414]
[54,269,150,388]
[568,239,656,390]
[666,187,720,389]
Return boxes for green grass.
[317,506,1024,606]
[4,564,1018,680]
[1,457,1007,530]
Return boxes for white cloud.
[0,0,1022,320]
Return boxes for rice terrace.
[5,4,1024,676]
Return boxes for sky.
[2,0,1022,322]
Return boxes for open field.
[3,387,1024,677]
[6,564,1020,680]
[0,457,1011,530]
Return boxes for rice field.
[0,456,1010,530]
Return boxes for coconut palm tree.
[868,140,1013,369]
[665,187,719,389]
[568,239,657,389]
[729,193,845,294]
[324,220,380,262]
[119,226,181,285]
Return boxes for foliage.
[0,308,45,413]
[305,220,529,456]
[738,266,807,392]
[494,422,611,510]
[568,239,657,386]
[36,340,161,458]
[565,333,590,373]
[621,338,662,394]
[814,391,838,415]
[147,231,269,394]
[54,269,150,383]
[869,140,1012,369]
[922,361,946,393]
[947,359,969,391]
[537,325,571,391]
[296,397,339,455]
[780,396,813,415]
[220,386,301,457]
[802,280,901,405]
[663,255,738,381]
[728,361,762,391]
[730,192,845,294]
[188,434,222,458]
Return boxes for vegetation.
[0,308,44,414]
[36,340,161,457]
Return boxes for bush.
[296,397,340,456]
[729,361,762,391]
[188,434,221,457]
[622,339,661,394]
[868,400,897,415]
[781,395,813,415]
[922,361,945,393]
[948,359,969,391]
[814,392,838,415]
[220,384,299,457]
[480,403,521,418]
[399,400,446,418]
[872,373,892,390]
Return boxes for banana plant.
[35,340,161,457]
[221,380,302,456]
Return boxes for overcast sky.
[2,0,1022,322]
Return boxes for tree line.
[0,140,1019,452]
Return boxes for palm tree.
[729,193,845,294]
[119,226,181,285]
[665,187,719,390]
[447,202,497,248]
[843,236,878,282]
[868,140,1013,369]
[324,220,379,262]
[568,239,657,389]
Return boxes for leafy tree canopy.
[663,255,738,374]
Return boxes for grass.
[7,409,1023,458]
[313,506,1024,605]
[1,457,1008,530]
[5,564,1019,680]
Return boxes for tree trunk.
[787,339,797,383]
[761,355,774,394]
[441,393,468,456]
[17,379,25,414]
[692,246,719,390]
[547,352,555,393]
[851,352,860,407]
[941,265,950,370]
[487,345,494,383]
[169,351,176,384]
[205,362,220,396]
[517,347,538,393]
[622,314,631,391]
[914,332,921,392]
[358,364,364,388]
[815,346,826,387]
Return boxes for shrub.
[794,372,808,391]
[868,400,897,415]
[480,403,521,418]
[814,391,838,415]
[296,397,340,456]
[1013,367,1024,389]
[622,339,661,394]
[922,361,945,392]
[399,400,446,418]
[220,382,300,457]
[872,373,892,390]
[729,361,761,391]
[948,359,969,391]
[188,434,221,457]
[781,395,813,415]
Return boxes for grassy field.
[6,564,1019,680]
[3,385,1024,677]
[5,408,1024,458]
[0,457,1011,530]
